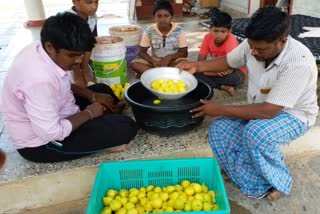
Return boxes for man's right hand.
[85,103,105,118]
[92,93,115,114]
[176,60,198,74]
[68,102,106,131]
[191,99,223,118]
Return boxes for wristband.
[85,109,94,119]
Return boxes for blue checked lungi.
[208,112,309,198]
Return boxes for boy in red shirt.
[196,12,246,96]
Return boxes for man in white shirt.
[177,6,318,200]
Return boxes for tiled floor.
[0,0,130,73]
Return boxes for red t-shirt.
[199,33,246,74]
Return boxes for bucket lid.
[92,36,126,57]
[95,36,124,45]
[109,25,142,35]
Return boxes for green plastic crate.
[86,158,230,214]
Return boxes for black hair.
[245,6,291,42]
[153,0,174,16]
[40,12,96,52]
[210,11,232,29]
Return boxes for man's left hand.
[91,93,115,113]
[191,99,222,118]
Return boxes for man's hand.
[176,60,198,74]
[91,93,115,113]
[85,103,105,118]
[159,56,172,67]
[191,99,222,118]
[204,69,234,77]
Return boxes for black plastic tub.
[125,80,213,136]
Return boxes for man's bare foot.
[221,85,235,96]
[266,188,282,201]
[106,141,132,153]
[220,170,231,181]
[0,149,6,172]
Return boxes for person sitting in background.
[195,12,246,96]
[177,6,318,200]
[1,13,138,163]
[67,0,98,87]
[130,0,188,77]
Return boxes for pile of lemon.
[151,79,187,94]
[100,180,219,214]
[110,83,130,100]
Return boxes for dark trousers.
[194,69,245,89]
[17,84,139,163]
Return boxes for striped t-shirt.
[140,23,187,58]
[227,36,319,125]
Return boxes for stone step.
[13,151,320,214]
[0,125,319,213]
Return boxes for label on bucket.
[96,76,121,85]
[92,58,127,85]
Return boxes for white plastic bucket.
[109,25,142,66]
[91,36,127,85]
[109,25,142,46]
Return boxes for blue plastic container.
[86,158,230,214]
[126,45,139,68]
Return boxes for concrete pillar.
[24,0,46,28]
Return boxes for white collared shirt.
[66,7,97,33]
[227,36,319,125]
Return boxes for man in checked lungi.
[177,6,319,200]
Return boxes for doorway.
[260,0,277,7]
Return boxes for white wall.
[249,0,260,16]
[291,0,320,18]
[220,0,249,15]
